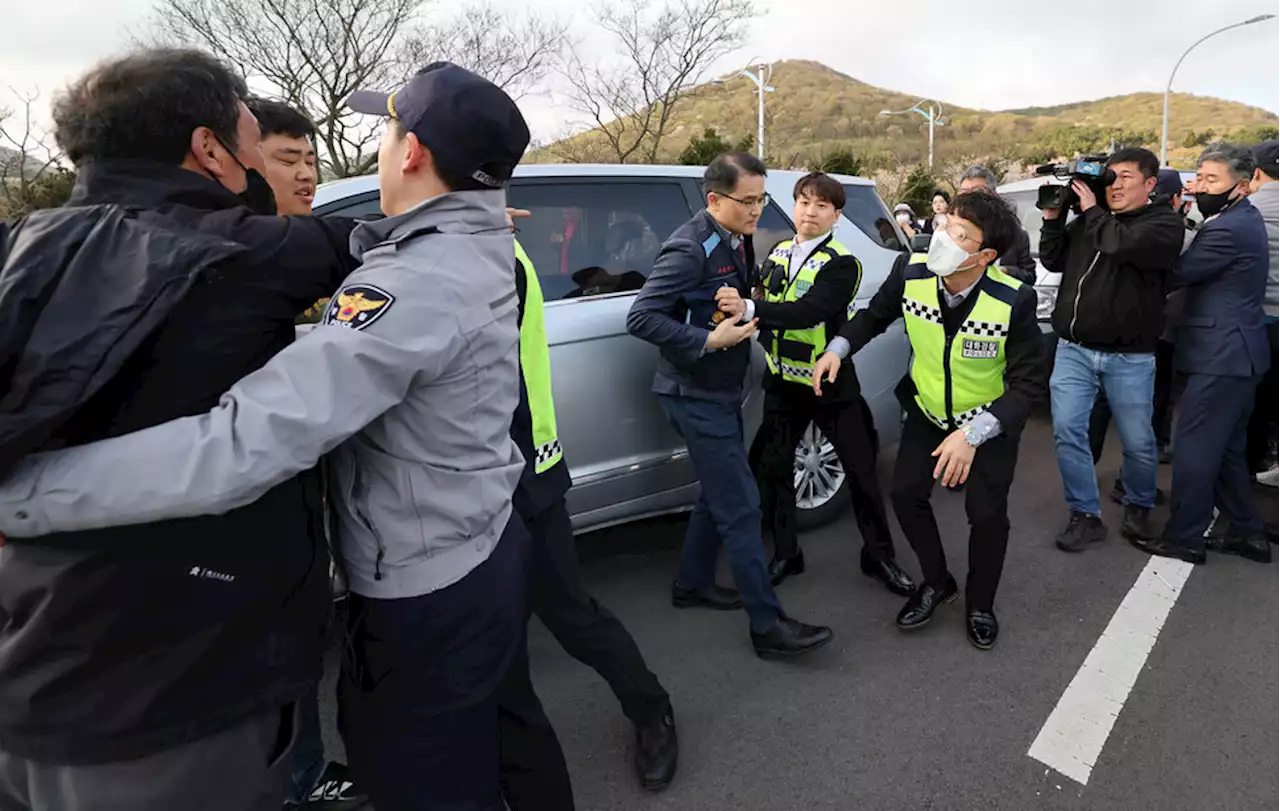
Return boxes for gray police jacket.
[0,190,526,600]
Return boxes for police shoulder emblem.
[324,284,395,331]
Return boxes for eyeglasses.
[718,192,771,211]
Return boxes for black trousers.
[1090,338,1178,463]
[338,517,574,811]
[1246,320,1279,473]
[758,388,895,562]
[1165,373,1265,552]
[526,496,670,726]
[889,409,1020,612]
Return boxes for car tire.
[794,420,856,531]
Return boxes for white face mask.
[926,229,979,277]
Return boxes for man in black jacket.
[715,172,913,595]
[0,50,358,811]
[958,165,1038,283]
[1041,148,1185,554]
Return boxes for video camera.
[1033,155,1116,213]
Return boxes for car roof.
[997,170,1196,195]
[314,164,876,208]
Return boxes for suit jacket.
[626,210,754,401]
[1171,197,1271,377]
[997,226,1037,283]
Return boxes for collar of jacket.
[67,159,246,211]
[350,189,509,259]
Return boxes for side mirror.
[910,233,932,254]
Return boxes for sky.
[2,0,1277,145]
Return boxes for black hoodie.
[1041,200,1185,353]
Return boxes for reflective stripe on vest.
[760,237,861,387]
[515,240,563,473]
[901,254,1020,430]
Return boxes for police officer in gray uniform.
[0,63,573,811]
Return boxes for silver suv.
[313,164,912,534]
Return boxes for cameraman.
[1040,148,1185,553]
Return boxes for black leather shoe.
[1055,512,1107,553]
[634,705,678,792]
[671,582,742,611]
[860,552,915,596]
[1128,535,1206,565]
[895,577,958,630]
[1121,504,1158,541]
[1208,532,1272,564]
[966,609,999,650]
[750,616,834,659]
[768,552,805,586]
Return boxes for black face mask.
[1194,188,1240,219]
[210,136,278,215]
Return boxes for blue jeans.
[285,685,327,804]
[658,394,783,633]
[1051,340,1158,516]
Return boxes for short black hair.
[703,152,767,197]
[1107,147,1160,179]
[932,188,951,203]
[793,172,845,208]
[53,48,248,166]
[391,118,487,192]
[949,191,1020,257]
[246,97,316,141]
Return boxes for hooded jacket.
[1040,198,1185,353]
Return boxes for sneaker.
[1257,465,1279,488]
[1055,512,1107,553]
[287,761,367,811]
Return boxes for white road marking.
[1028,555,1195,785]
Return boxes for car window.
[840,185,905,252]
[753,200,795,257]
[319,193,383,220]
[508,181,692,301]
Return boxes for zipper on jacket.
[943,332,955,428]
[1069,251,1102,343]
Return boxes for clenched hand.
[811,352,841,396]
[715,286,746,318]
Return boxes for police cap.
[347,62,530,189]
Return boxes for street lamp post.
[879,100,945,170]
[1160,13,1276,166]
[713,62,775,160]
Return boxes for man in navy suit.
[1133,143,1272,565]
[626,153,834,658]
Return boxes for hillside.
[535,60,1278,172]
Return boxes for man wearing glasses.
[626,152,834,659]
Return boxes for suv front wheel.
[794,422,851,530]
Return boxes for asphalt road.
[319,413,1278,810]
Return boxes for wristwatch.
[962,423,982,446]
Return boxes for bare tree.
[399,3,567,100]
[147,0,425,178]
[0,89,74,219]
[559,0,758,164]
